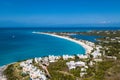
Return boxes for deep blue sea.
[0,27,120,66]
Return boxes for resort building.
[66,61,86,70]
[63,55,75,60]
[20,60,47,80]
[77,54,88,59]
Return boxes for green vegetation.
[49,71,76,80]
[47,58,76,80]
[3,30,120,80]
[79,30,120,80]
[3,63,29,80]
[69,67,81,77]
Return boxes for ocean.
[0,27,120,66]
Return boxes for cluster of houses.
[34,55,61,66]
[20,59,47,80]
[29,32,119,79]
[91,46,102,58]
[77,54,88,59]
[19,55,62,79]
[20,55,62,80]
[62,55,75,60]
[66,61,88,77]
[19,45,104,79]
[64,54,92,78]
[65,45,103,77]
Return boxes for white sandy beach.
[32,32,93,54]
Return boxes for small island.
[1,30,120,80]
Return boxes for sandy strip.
[32,32,93,54]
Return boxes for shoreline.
[32,32,93,54]
[0,62,17,80]
[0,65,7,80]
[0,32,94,79]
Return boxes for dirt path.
[39,64,51,78]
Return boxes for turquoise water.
[0,27,120,66]
[0,29,85,66]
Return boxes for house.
[63,55,74,60]
[75,61,86,67]
[20,60,47,80]
[80,72,87,77]
[81,68,86,72]
[48,55,56,62]
[66,61,76,69]
[77,54,88,59]
[66,61,86,70]
[84,66,88,69]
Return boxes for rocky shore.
[0,66,7,80]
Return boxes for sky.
[0,0,120,27]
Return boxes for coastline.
[0,66,7,80]
[0,32,94,80]
[1,30,119,80]
[32,32,93,54]
[0,62,17,80]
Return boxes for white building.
[66,61,86,70]
[75,61,86,67]
[63,55,74,60]
[48,55,61,63]
[77,54,88,59]
[66,61,76,69]
[81,68,86,72]
[20,60,47,80]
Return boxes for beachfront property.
[0,0,120,79]
[62,55,75,60]
[19,55,62,80]
[19,49,103,79]
[66,61,86,70]
[2,30,120,80]
[20,60,47,80]
[16,32,104,79]
[77,54,88,59]
[35,55,61,64]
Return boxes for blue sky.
[0,0,120,27]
